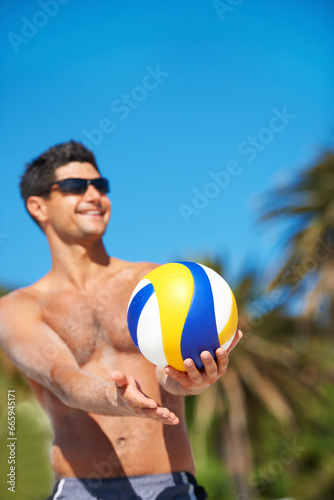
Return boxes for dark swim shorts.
[47,471,208,499]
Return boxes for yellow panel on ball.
[218,292,238,345]
[146,263,194,371]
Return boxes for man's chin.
[77,225,107,241]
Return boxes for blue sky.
[1,0,333,290]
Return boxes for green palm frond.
[259,149,334,321]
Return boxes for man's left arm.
[156,329,243,396]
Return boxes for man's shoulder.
[106,259,160,298]
[0,287,34,305]
[129,260,160,276]
[0,285,42,321]
[112,258,160,280]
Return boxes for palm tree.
[186,258,331,500]
[260,149,334,326]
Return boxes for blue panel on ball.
[127,283,154,349]
[177,262,220,370]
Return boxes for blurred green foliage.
[0,367,54,499]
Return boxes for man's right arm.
[0,291,178,424]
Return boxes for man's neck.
[49,238,111,290]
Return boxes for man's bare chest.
[40,292,137,366]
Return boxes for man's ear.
[26,196,49,224]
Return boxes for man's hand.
[159,330,243,396]
[109,371,179,425]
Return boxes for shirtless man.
[0,141,242,499]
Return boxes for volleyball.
[127,261,238,371]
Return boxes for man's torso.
[22,259,195,479]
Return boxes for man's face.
[44,162,111,243]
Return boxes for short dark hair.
[20,140,100,228]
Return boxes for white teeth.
[81,210,102,215]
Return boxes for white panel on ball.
[199,264,232,334]
[137,292,168,367]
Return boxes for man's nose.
[83,183,102,201]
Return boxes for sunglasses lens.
[55,178,110,194]
[92,178,110,194]
[58,179,87,194]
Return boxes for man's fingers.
[201,351,219,381]
[110,370,128,387]
[111,371,157,409]
[226,329,243,354]
[184,358,203,383]
[130,392,157,409]
[160,331,244,397]
[125,386,157,409]
[215,347,229,375]
[110,372,179,424]
[164,365,188,385]
[147,407,179,425]
[131,404,179,425]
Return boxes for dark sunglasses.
[43,177,110,195]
